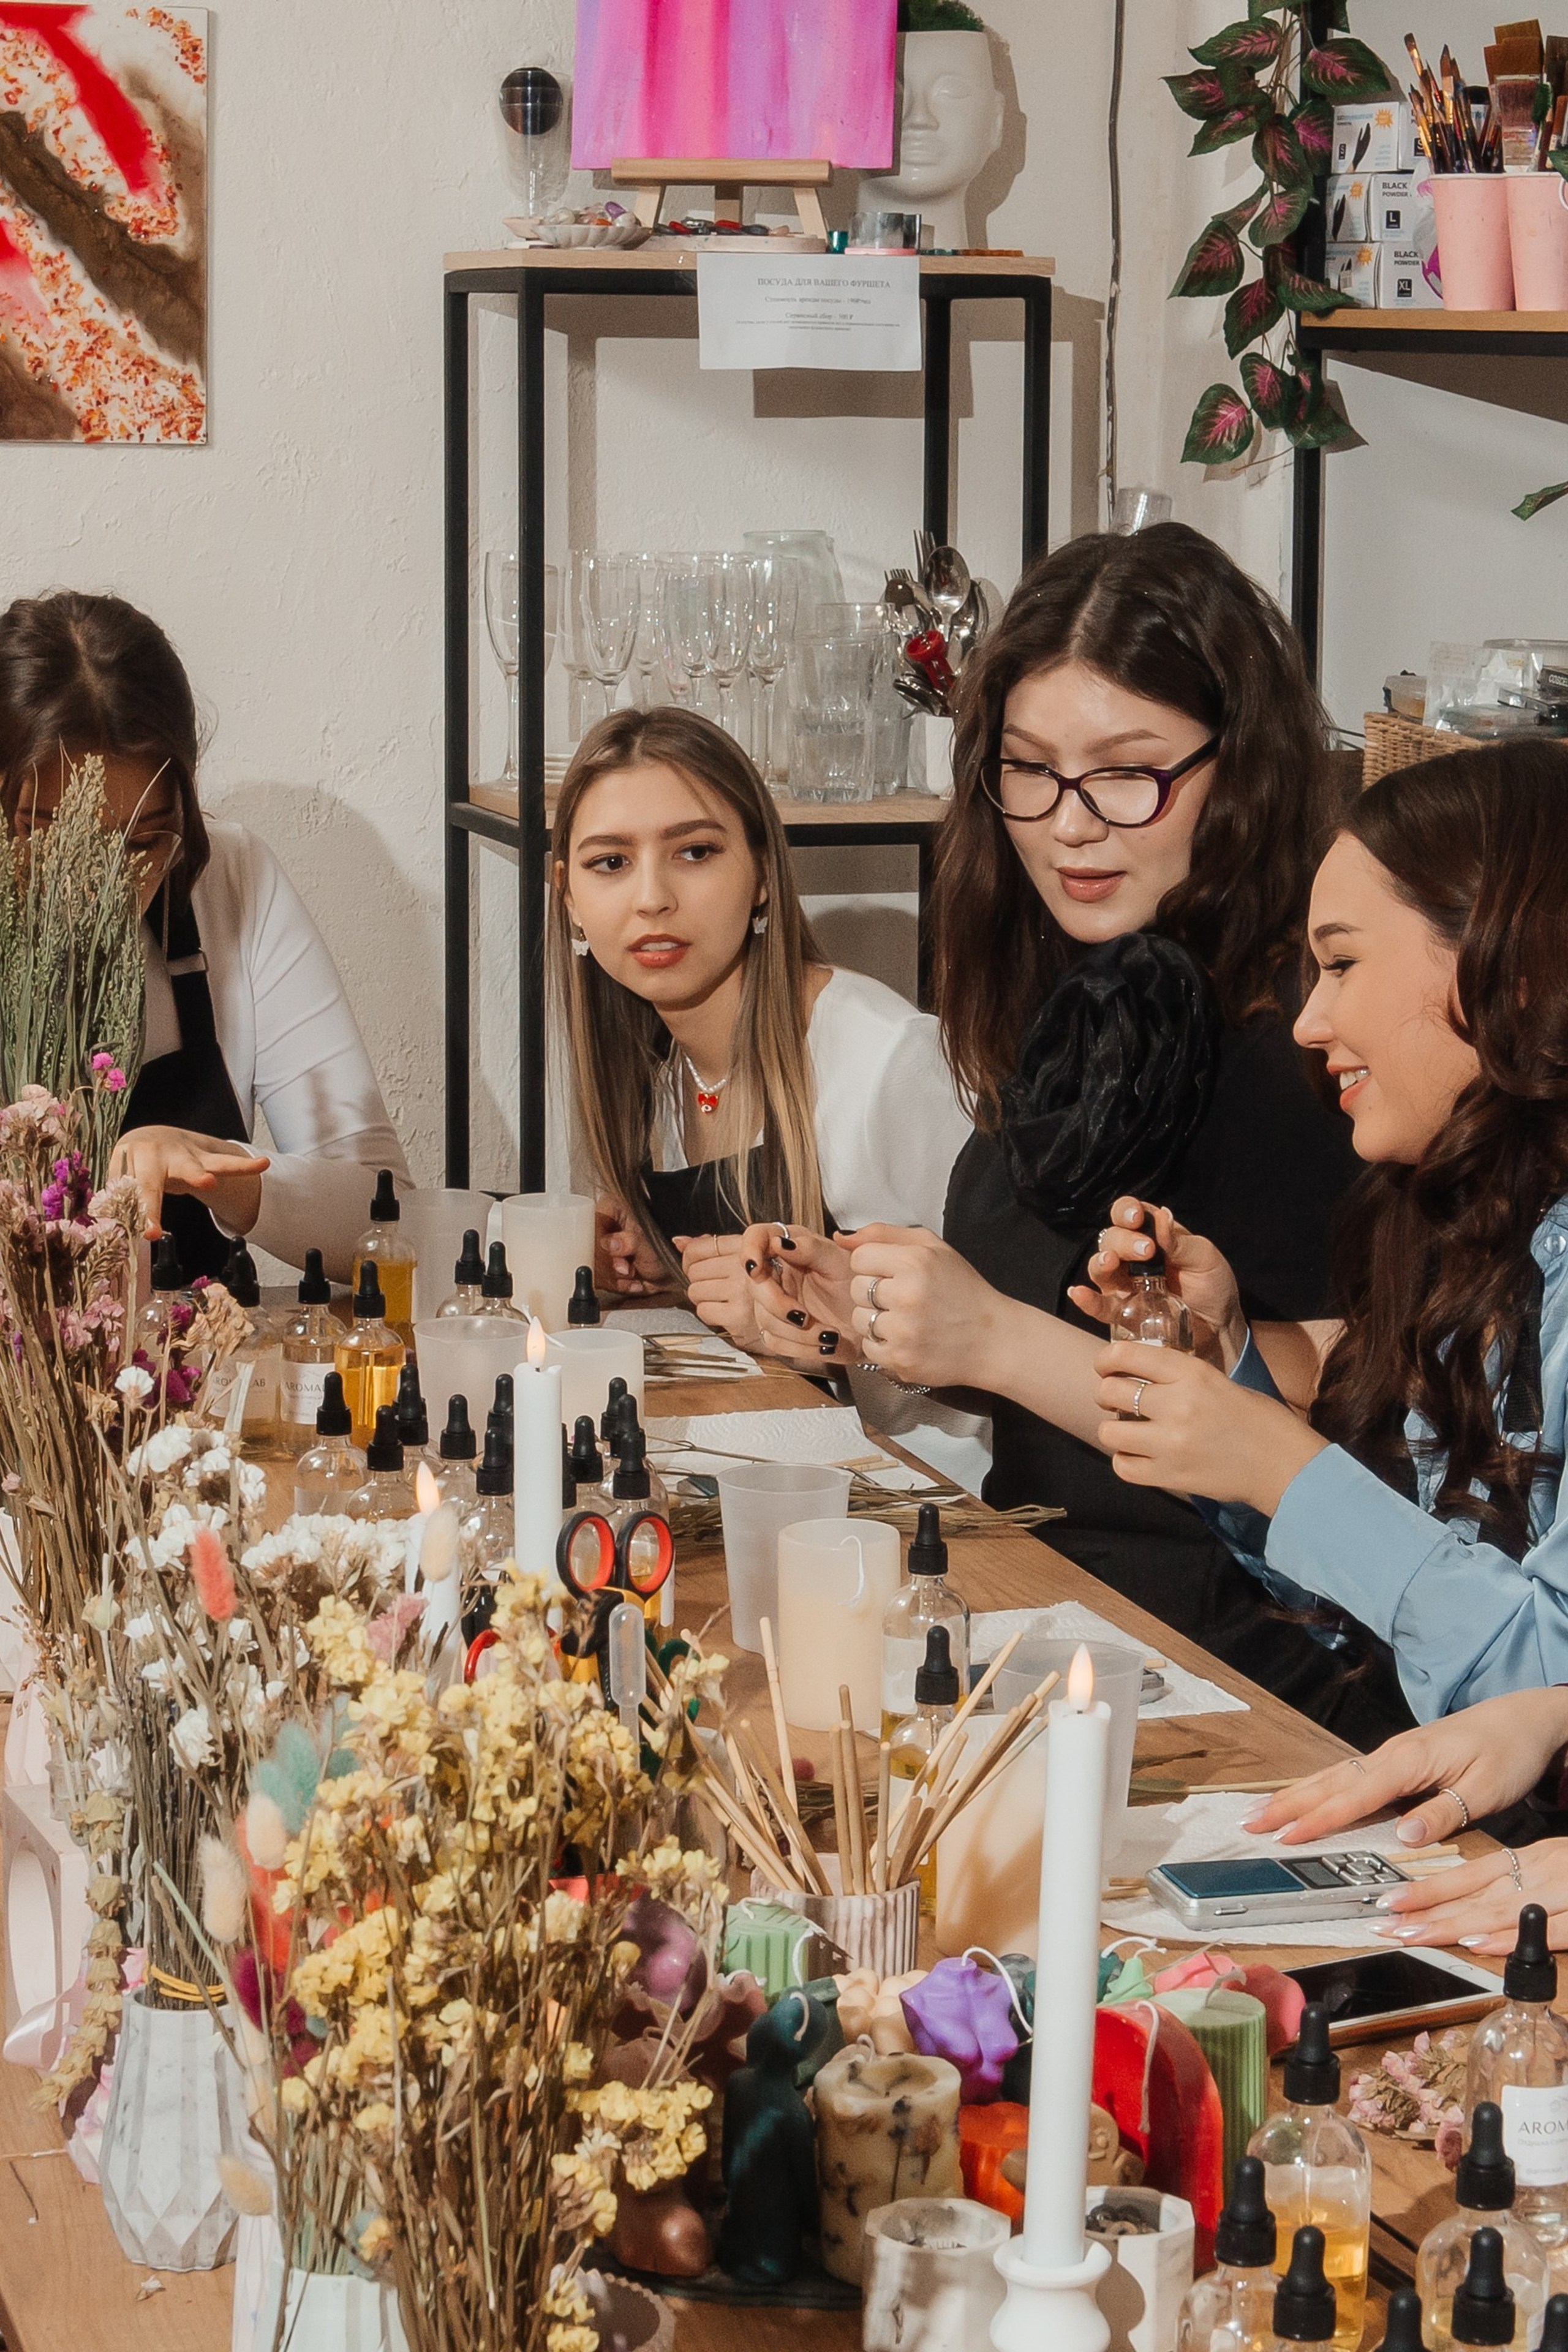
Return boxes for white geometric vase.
[232,2212,281,2352]
[98,1987,248,2269]
[255,2255,410,2352]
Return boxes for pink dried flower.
[366,1592,427,1662]
[89,1054,127,1092]
[189,1524,236,1622]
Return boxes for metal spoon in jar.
[884,571,941,633]
[924,543,973,629]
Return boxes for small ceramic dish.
[503,214,651,250]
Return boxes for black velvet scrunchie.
[998,931,1220,1224]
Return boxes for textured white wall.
[0,0,1297,1200]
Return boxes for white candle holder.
[990,2236,1112,2352]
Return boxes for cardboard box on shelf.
[1325,175,1370,242]
[1324,241,1377,304]
[1369,168,1436,251]
[1332,99,1414,173]
[1378,243,1442,307]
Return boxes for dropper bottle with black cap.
[880,1501,971,1740]
[600,1376,628,1453]
[333,1264,406,1449]
[293,1372,367,1515]
[434,1394,478,1511]
[567,1266,600,1326]
[1106,1237,1194,1357]
[476,1241,524,1322]
[281,1248,338,1453]
[460,1423,516,1576]
[607,1423,673,1621]
[1466,1904,1568,2256]
[436,1229,486,1319]
[1376,2287,1423,2352]
[1177,2155,1277,2352]
[1417,2101,1548,2348]
[218,1238,285,1453]
[1268,2226,1336,2352]
[351,1169,416,1343]
[568,1415,606,1509]
[1248,2007,1370,2350]
[135,1232,195,1352]
[347,1405,417,1523]
[394,1362,441,1481]
[888,1626,960,1919]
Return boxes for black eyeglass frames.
[979,734,1221,828]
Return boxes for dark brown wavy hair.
[930,522,1335,1126]
[1313,742,1568,1550]
[0,590,208,912]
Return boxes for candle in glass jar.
[500,1192,595,1330]
[513,1319,564,1587]
[1021,1644,1109,2276]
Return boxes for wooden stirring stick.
[759,1616,810,1852]
[829,1719,854,1889]
[875,1741,891,1894]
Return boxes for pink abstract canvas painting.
[0,4,206,442]
[573,0,897,170]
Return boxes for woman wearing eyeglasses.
[741,525,1394,1738]
[0,591,407,1279]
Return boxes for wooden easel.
[610,156,831,243]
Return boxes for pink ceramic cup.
[1507,172,1568,309]
[1432,175,1515,309]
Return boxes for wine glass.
[701,552,756,738]
[571,551,641,721]
[483,552,559,783]
[747,554,799,790]
[626,552,668,709]
[662,557,710,710]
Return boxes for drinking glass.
[626,551,667,709]
[748,554,800,790]
[820,600,908,794]
[662,557,710,710]
[571,551,641,721]
[700,552,756,738]
[742,530,845,637]
[794,633,876,804]
[483,553,560,785]
[557,551,594,744]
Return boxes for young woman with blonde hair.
[549,709,972,1383]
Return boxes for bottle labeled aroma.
[351,1169,416,1341]
[135,1234,195,1355]
[437,1229,486,1318]
[1270,2225,1336,2352]
[1249,2007,1371,2352]
[1468,1905,1568,2261]
[476,1241,524,1321]
[347,1406,418,1523]
[888,1624,960,1920]
[217,1238,285,1455]
[334,1265,406,1449]
[434,1394,478,1511]
[1177,2154,1278,2352]
[1107,1241,1194,1355]
[881,1502,971,1737]
[280,1249,339,1452]
[568,1265,600,1326]
[293,1373,367,1515]
[1417,2102,1549,2350]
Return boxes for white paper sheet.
[973,1605,1248,1722]
[1101,1790,1463,1950]
[698,252,922,371]
[646,1403,925,1489]
[606,1307,758,1380]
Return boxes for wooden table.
[0,1365,1494,2350]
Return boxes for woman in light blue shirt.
[1086,742,1568,1752]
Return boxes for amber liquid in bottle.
[334,1267,406,1449]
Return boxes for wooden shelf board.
[445,246,1054,279]
[1303,306,1568,337]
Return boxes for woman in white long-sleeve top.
[0,591,407,1280]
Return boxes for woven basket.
[1363,709,1480,785]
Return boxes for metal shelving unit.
[442,246,1055,1190]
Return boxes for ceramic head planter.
[856,2,1004,252]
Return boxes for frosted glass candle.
[500,1192,595,1329]
[513,1325,565,1589]
[545,1327,644,1435]
[776,1517,900,1733]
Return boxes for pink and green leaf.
[1253,113,1312,190]
[1300,37,1396,101]
[1284,377,1361,451]
[1249,181,1311,247]
[1191,18,1284,67]
[1273,265,1347,314]
[1170,216,1246,298]
[1513,480,1568,521]
[1191,95,1273,154]
[1182,383,1257,466]
[1291,97,1335,167]
[1241,352,1304,429]
[1166,65,1251,119]
[1223,273,1284,354]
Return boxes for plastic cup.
[1431,175,1515,309]
[413,1316,532,1434]
[1507,173,1568,309]
[777,1516,902,1732]
[717,1465,852,1653]
[399,1188,495,1323]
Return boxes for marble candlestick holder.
[1085,2188,1195,2352]
[863,2198,1009,2352]
[814,2045,963,2285]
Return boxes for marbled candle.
[813,2046,962,2285]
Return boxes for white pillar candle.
[776,1518,900,1733]
[1019,1645,1109,2276]
[500,1192,595,1330]
[545,1327,645,1437]
[513,1319,565,1590]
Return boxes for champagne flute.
[747,554,799,790]
[701,551,756,738]
[662,557,710,710]
[483,552,560,781]
[627,551,667,709]
[573,551,641,721]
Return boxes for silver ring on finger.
[867,1308,884,1343]
[1437,1785,1471,1831]
[867,1276,884,1312]
[1505,1845,1524,1893]
[1129,1379,1148,1420]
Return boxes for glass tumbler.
[793,633,876,804]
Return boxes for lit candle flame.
[1066,1643,1095,1709]
[414,1461,442,1517]
[526,1316,547,1368]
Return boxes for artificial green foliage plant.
[899,2,985,31]
[1166,4,1394,467]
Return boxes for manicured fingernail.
[787,1310,808,1328]
[818,1330,839,1353]
[744,1259,757,1274]
[1460,1936,1490,1949]
[780,1236,797,1251]
[1375,1895,1396,1911]
[1396,1816,1428,1845]
[1135,1237,1152,1254]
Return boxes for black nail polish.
[787,1310,808,1328]
[818,1330,840,1352]
[744,1259,757,1273]
[780,1235,797,1251]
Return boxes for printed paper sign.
[698,253,921,373]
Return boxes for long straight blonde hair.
[549,708,826,1281]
